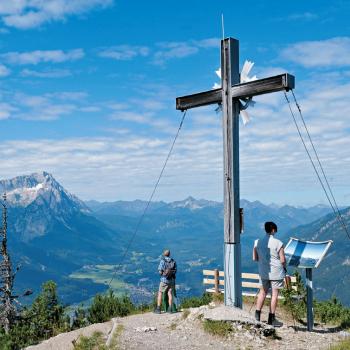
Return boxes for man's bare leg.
[270,288,279,314]
[256,287,268,311]
[268,288,283,326]
[167,288,173,310]
[255,287,268,321]
[157,290,162,307]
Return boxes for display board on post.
[284,238,333,331]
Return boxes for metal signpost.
[285,237,333,331]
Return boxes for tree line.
[0,280,142,350]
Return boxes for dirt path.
[26,304,349,350]
[25,321,112,350]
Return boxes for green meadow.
[69,265,130,292]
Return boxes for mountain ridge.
[1,171,348,305]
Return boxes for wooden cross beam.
[175,37,295,308]
[176,73,295,111]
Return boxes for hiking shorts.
[159,281,175,293]
[259,279,284,290]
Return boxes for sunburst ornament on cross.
[213,60,257,125]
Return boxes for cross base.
[224,242,242,307]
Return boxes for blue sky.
[0,0,350,206]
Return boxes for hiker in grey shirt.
[253,221,286,327]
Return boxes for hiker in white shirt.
[253,221,286,327]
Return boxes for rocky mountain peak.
[0,171,87,211]
[0,172,89,241]
[170,196,220,210]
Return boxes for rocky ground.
[26,303,350,350]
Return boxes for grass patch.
[108,324,124,349]
[213,293,224,303]
[197,313,204,320]
[182,309,190,320]
[169,322,177,330]
[202,320,234,337]
[329,338,350,350]
[73,331,107,350]
[73,326,125,350]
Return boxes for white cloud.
[0,90,93,121]
[96,38,220,65]
[194,38,220,48]
[154,43,198,65]
[79,106,101,112]
[0,0,113,29]
[287,12,318,21]
[0,65,348,205]
[0,63,10,76]
[2,48,84,65]
[0,102,15,120]
[153,37,220,65]
[111,111,150,124]
[47,91,88,101]
[20,68,72,78]
[98,45,150,60]
[281,37,350,68]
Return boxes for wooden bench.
[203,269,297,298]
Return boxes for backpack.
[163,258,176,279]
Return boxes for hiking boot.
[167,306,174,313]
[154,306,161,314]
[255,310,261,322]
[267,313,283,327]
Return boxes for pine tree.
[0,193,16,334]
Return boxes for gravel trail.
[25,304,349,350]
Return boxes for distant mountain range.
[0,172,127,303]
[1,172,349,306]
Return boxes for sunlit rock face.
[0,171,89,241]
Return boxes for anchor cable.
[290,90,350,239]
[284,91,350,240]
[107,110,188,288]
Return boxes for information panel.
[285,237,332,268]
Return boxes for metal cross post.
[176,37,295,308]
[306,268,314,331]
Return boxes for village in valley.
[0,1,350,349]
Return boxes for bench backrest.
[203,269,297,297]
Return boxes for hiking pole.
[249,290,259,313]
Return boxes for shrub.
[280,271,350,329]
[72,305,89,330]
[180,292,213,309]
[0,329,13,350]
[88,290,135,324]
[281,270,306,321]
[314,297,350,328]
[1,280,69,349]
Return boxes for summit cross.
[176,37,295,308]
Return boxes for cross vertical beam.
[175,37,295,310]
[221,38,242,308]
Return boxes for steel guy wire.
[290,89,350,239]
[284,91,350,240]
[107,110,188,288]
